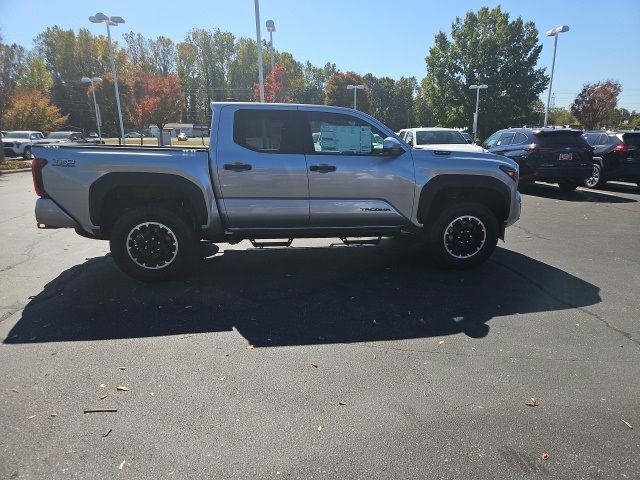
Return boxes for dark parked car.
[483,127,594,191]
[582,130,640,189]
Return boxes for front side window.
[415,130,466,145]
[306,112,386,155]
[483,131,501,148]
[233,109,306,154]
[405,131,414,146]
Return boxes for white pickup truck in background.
[2,131,46,160]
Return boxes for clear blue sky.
[1,0,639,111]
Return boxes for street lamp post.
[544,25,570,127]
[266,20,276,73]
[89,12,126,144]
[254,0,265,102]
[469,84,488,143]
[81,76,103,142]
[346,84,364,110]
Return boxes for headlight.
[499,164,519,183]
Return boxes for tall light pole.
[81,76,103,142]
[254,0,265,102]
[469,84,488,143]
[266,19,276,73]
[346,84,364,110]
[544,25,570,127]
[89,12,126,144]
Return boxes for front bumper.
[506,190,521,227]
[35,198,78,228]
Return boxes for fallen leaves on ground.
[118,367,126,371]
[50,412,58,417]
[622,420,633,429]
[525,398,539,407]
[438,340,445,345]
[338,401,347,406]
[541,452,549,461]
[310,363,318,368]
[246,345,254,350]
[11,388,19,393]
[116,386,129,392]
[103,428,112,437]
[100,395,108,400]
[100,384,106,388]
[84,408,118,413]
[27,415,36,420]
[118,460,126,470]
[317,425,323,432]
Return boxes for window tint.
[415,130,466,145]
[483,132,500,148]
[537,133,589,148]
[598,134,609,145]
[496,132,515,146]
[398,130,406,141]
[512,132,529,145]
[306,112,386,155]
[233,109,306,154]
[583,133,600,146]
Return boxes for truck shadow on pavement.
[4,244,601,347]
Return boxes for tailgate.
[532,130,592,165]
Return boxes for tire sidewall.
[23,147,33,160]
[429,203,499,269]
[584,162,602,188]
[109,206,195,281]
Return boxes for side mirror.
[383,137,405,157]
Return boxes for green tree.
[570,80,622,129]
[421,6,548,137]
[325,71,370,112]
[16,56,53,94]
[0,40,27,133]
[547,107,576,126]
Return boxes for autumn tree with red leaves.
[147,74,185,146]
[253,64,292,103]
[126,73,160,145]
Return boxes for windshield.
[46,132,73,139]
[6,131,30,139]
[416,130,467,145]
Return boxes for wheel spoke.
[126,222,179,270]
[443,215,486,259]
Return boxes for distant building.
[149,123,210,138]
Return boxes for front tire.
[23,147,34,160]
[584,162,604,189]
[109,206,197,281]
[427,202,499,269]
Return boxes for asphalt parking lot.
[0,171,639,479]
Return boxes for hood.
[414,143,486,153]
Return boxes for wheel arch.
[89,172,208,235]
[417,175,512,228]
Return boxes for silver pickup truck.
[33,102,521,281]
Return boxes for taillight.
[32,158,48,198]
[613,145,627,153]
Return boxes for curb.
[0,168,31,175]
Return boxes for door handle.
[223,162,252,171]
[309,164,336,172]
[433,150,451,156]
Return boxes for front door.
[215,107,309,229]
[302,109,415,228]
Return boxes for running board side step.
[249,238,294,248]
[339,236,381,246]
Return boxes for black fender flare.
[417,174,512,223]
[89,172,208,226]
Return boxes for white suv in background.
[2,131,45,160]
[398,127,486,153]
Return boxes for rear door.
[301,109,415,228]
[490,132,515,156]
[214,106,309,229]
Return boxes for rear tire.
[427,202,499,269]
[584,162,604,189]
[23,147,34,160]
[558,181,579,192]
[109,206,197,281]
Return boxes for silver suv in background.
[33,103,521,281]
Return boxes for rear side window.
[496,132,515,146]
[537,133,588,148]
[405,131,413,145]
[584,133,600,146]
[512,132,528,145]
[233,109,307,154]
